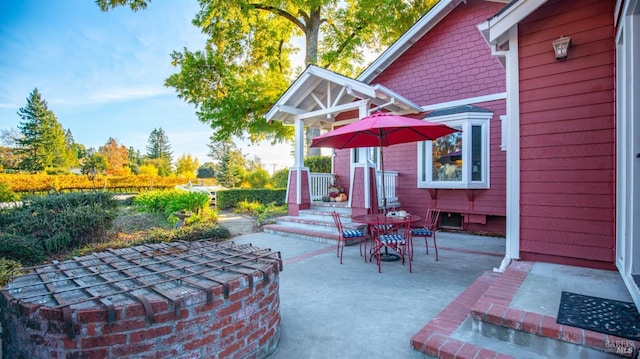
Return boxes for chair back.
[332,211,344,232]
[425,208,441,230]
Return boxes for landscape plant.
[133,189,214,224]
[0,192,118,258]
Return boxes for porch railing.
[377,170,398,207]
[309,173,334,201]
[308,171,397,206]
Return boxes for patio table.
[352,213,422,261]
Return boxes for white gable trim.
[357,0,466,84]
[478,0,548,46]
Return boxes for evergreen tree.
[16,88,68,171]
[216,150,246,188]
[146,128,172,163]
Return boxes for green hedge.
[217,189,287,209]
[304,155,331,173]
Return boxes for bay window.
[417,109,492,189]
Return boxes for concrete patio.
[230,230,636,358]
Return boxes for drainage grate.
[2,240,282,337]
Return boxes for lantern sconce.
[552,36,572,60]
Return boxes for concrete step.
[450,316,616,359]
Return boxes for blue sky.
[0,0,294,171]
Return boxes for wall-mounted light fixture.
[552,36,572,60]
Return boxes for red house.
[267,0,639,309]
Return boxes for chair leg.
[433,234,439,261]
[337,239,345,264]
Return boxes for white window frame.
[417,111,492,189]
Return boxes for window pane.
[432,129,462,182]
[353,148,359,163]
[471,125,482,181]
[421,142,427,182]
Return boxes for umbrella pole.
[379,141,387,214]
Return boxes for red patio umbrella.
[310,111,459,210]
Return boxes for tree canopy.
[97,0,437,150]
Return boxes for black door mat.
[557,291,640,341]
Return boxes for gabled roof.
[357,0,468,83]
[477,0,548,46]
[265,65,422,129]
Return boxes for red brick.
[81,333,126,348]
[229,288,252,302]
[521,311,543,334]
[455,343,480,358]
[204,314,233,332]
[77,308,109,323]
[111,342,156,356]
[129,325,172,343]
[583,329,607,350]
[216,301,243,318]
[439,338,465,359]
[141,348,179,359]
[476,348,498,359]
[104,317,147,334]
[424,333,448,357]
[69,348,109,359]
[503,308,524,330]
[485,305,507,326]
[183,333,219,351]
[540,315,561,339]
[560,324,582,344]
[221,321,245,338]
[175,314,212,332]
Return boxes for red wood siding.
[360,0,508,233]
[518,0,616,268]
[374,0,506,105]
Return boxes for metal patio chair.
[410,208,441,260]
[332,211,366,264]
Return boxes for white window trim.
[418,111,492,189]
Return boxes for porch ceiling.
[265,65,422,130]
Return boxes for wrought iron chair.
[371,219,412,273]
[332,211,366,264]
[410,208,441,260]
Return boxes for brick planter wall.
[0,241,282,359]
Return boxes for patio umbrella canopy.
[310,111,458,210]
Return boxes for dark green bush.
[0,192,118,257]
[216,188,286,209]
[0,234,46,265]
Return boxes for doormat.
[557,291,640,341]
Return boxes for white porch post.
[294,118,305,205]
[294,118,305,168]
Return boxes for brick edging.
[411,270,515,358]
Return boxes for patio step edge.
[468,261,639,357]
[411,270,516,359]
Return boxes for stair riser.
[459,318,614,359]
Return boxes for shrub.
[217,188,286,209]
[0,234,46,265]
[134,189,213,225]
[0,192,118,257]
[0,258,23,287]
[0,182,19,202]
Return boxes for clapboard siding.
[518,0,616,268]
